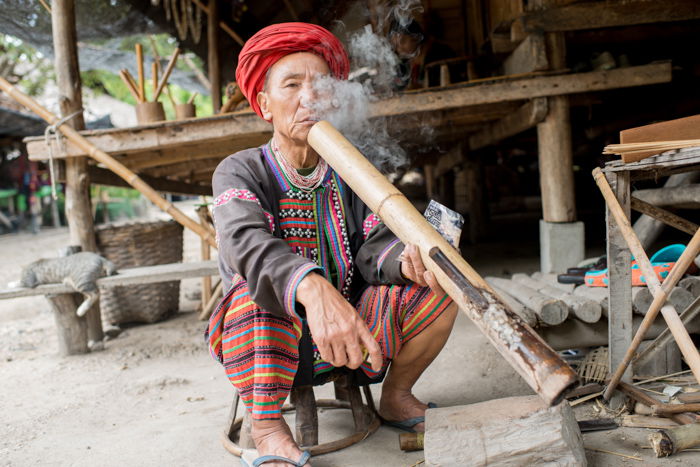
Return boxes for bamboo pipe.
[152,61,158,99]
[135,43,145,102]
[308,121,578,406]
[119,70,140,102]
[592,168,700,400]
[154,48,181,101]
[0,76,217,250]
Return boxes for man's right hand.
[296,272,383,372]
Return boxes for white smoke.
[304,0,432,172]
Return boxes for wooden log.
[399,432,424,452]
[573,285,609,317]
[649,423,700,457]
[309,121,578,406]
[468,98,548,151]
[512,273,602,323]
[679,276,700,297]
[46,292,88,356]
[620,415,679,430]
[634,287,693,317]
[52,0,103,346]
[634,184,700,208]
[538,32,574,223]
[485,280,539,328]
[532,271,574,293]
[487,276,568,325]
[424,396,586,466]
[207,0,221,113]
[196,205,213,306]
[633,173,698,249]
[618,381,697,425]
[594,168,700,399]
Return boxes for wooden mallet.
[308,121,578,406]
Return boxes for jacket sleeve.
[212,156,322,318]
[354,200,409,286]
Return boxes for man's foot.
[378,388,430,432]
[250,418,311,467]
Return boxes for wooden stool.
[221,374,380,457]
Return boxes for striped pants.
[207,277,452,421]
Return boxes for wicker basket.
[97,220,183,325]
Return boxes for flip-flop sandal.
[380,402,437,433]
[584,244,686,287]
[240,449,311,467]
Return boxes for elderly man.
[207,22,457,467]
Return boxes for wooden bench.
[0,260,220,355]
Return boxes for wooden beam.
[87,166,212,196]
[207,0,221,113]
[469,98,547,150]
[631,197,699,236]
[25,113,271,161]
[513,0,700,34]
[502,33,548,75]
[371,62,671,118]
[0,260,220,300]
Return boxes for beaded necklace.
[271,138,328,192]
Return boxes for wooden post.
[291,386,318,447]
[196,205,212,307]
[47,292,89,355]
[537,33,575,223]
[207,0,221,113]
[51,0,103,346]
[606,171,634,401]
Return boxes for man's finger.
[359,329,383,372]
[330,341,348,368]
[316,341,335,367]
[424,270,446,296]
[408,245,427,286]
[345,341,364,369]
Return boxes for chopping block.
[424,396,586,466]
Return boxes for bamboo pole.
[0,76,217,250]
[154,48,181,101]
[135,43,145,102]
[308,121,578,406]
[592,168,700,400]
[119,70,140,101]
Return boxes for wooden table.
[601,146,700,383]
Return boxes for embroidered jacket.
[212,143,407,319]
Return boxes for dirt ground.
[2,201,700,466]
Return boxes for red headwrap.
[236,22,350,119]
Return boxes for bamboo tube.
[135,43,145,102]
[308,121,578,406]
[650,423,700,457]
[187,92,198,105]
[119,70,140,101]
[0,76,216,250]
[121,69,142,103]
[592,168,700,400]
[152,61,158,99]
[154,48,181,101]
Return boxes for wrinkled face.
[257,52,331,144]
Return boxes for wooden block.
[620,114,700,163]
[532,271,575,293]
[424,396,586,466]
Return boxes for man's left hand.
[400,244,446,296]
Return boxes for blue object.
[241,450,311,467]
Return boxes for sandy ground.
[2,201,700,466]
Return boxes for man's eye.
[285,82,300,88]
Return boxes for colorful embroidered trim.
[283,262,323,317]
[214,188,275,233]
[362,213,382,240]
[377,238,402,278]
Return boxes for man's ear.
[257,91,272,122]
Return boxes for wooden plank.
[0,260,219,300]
[469,98,547,150]
[374,62,671,118]
[631,196,699,236]
[502,33,548,75]
[208,0,221,113]
[87,166,212,196]
[25,113,271,161]
[514,0,700,33]
[606,171,634,385]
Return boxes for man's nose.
[299,81,318,106]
